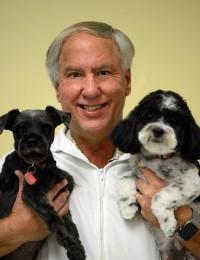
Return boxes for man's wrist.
[175,206,193,228]
[175,205,200,241]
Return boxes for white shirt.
[37,129,160,260]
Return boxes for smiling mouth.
[79,104,106,111]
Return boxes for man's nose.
[82,75,101,98]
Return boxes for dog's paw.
[151,195,177,238]
[117,176,138,219]
[156,212,177,238]
[120,203,138,219]
[161,221,177,238]
[117,176,136,197]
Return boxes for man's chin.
[71,123,111,140]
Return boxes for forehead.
[160,94,178,110]
[59,32,122,68]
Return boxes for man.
[0,21,200,259]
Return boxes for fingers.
[136,191,160,227]
[139,167,163,183]
[136,167,166,196]
[135,167,165,228]
[57,199,69,217]
[135,192,144,206]
[53,190,69,211]
[15,171,70,217]
[47,179,70,217]
[52,189,70,217]
[15,170,24,193]
[47,179,68,201]
[14,170,25,205]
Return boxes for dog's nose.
[152,127,165,138]
[27,139,39,148]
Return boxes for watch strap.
[176,204,200,241]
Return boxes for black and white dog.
[0,106,86,260]
[112,90,200,255]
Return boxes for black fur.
[0,106,86,260]
[111,90,200,257]
[112,90,200,161]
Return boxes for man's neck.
[71,133,115,168]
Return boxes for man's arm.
[0,170,69,257]
[136,167,200,259]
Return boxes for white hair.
[45,21,135,87]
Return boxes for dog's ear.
[45,106,71,128]
[182,121,200,160]
[0,109,20,134]
[111,110,140,154]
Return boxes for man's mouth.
[79,104,106,111]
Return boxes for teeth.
[83,105,102,111]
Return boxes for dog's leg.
[117,176,138,219]
[151,188,177,238]
[151,168,200,238]
[0,171,18,218]
[60,213,86,260]
[22,184,86,260]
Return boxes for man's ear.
[55,85,61,103]
[45,106,71,128]
[0,109,20,134]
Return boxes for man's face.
[56,32,131,140]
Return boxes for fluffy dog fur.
[111,90,200,257]
[0,106,86,260]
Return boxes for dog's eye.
[165,111,182,125]
[141,112,155,121]
[15,125,26,135]
[41,124,52,134]
[146,114,154,120]
[167,117,177,124]
[140,108,159,121]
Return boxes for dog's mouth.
[17,149,48,164]
[138,123,178,155]
[150,137,163,143]
[16,136,49,164]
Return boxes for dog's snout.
[152,127,165,138]
[27,138,39,148]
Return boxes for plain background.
[0,0,200,156]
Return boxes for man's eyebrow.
[93,64,115,70]
[64,66,83,71]
[64,64,115,73]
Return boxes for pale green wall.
[0,0,200,156]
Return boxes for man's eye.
[66,72,82,78]
[97,70,111,76]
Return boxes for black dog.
[112,90,200,256]
[0,106,86,260]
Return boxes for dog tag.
[24,172,37,185]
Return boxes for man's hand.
[14,170,70,242]
[136,167,200,258]
[135,167,166,227]
[0,170,70,256]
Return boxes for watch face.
[178,222,199,240]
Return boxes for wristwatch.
[176,205,200,241]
